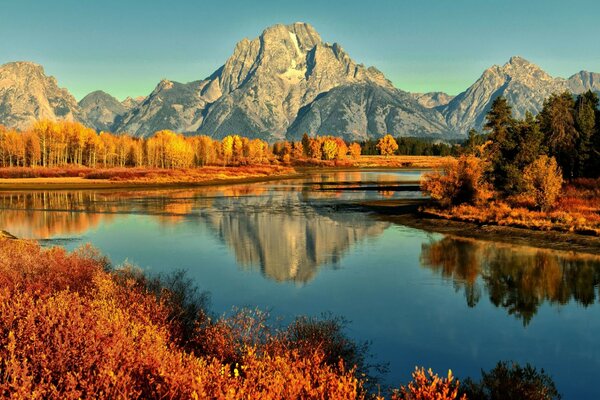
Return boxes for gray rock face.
[121,96,145,111]
[441,56,568,133]
[79,90,127,132]
[287,83,449,141]
[0,62,82,130]
[411,92,455,108]
[113,79,214,136]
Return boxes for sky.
[2,0,599,101]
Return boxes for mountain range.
[1,22,599,141]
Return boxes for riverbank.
[0,165,300,190]
[354,199,600,256]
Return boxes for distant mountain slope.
[411,92,455,108]
[440,56,568,132]
[0,62,82,130]
[79,90,127,132]
[286,83,449,141]
[567,71,600,94]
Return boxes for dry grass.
[0,165,296,187]
[352,155,452,169]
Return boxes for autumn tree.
[307,137,323,160]
[422,155,492,207]
[376,134,398,157]
[221,135,234,165]
[321,138,339,160]
[349,142,361,159]
[523,155,563,211]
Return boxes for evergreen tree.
[538,92,578,178]
[484,97,517,192]
[574,91,598,177]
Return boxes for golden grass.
[352,155,452,169]
[0,165,297,189]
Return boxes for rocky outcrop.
[411,92,455,108]
[0,62,82,130]
[79,90,128,132]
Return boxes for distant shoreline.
[0,173,304,191]
[0,161,437,191]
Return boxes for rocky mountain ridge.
[1,24,599,139]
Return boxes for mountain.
[2,30,600,138]
[567,71,600,94]
[287,83,449,141]
[115,22,444,140]
[411,92,455,108]
[440,56,568,132]
[79,90,128,132]
[0,62,82,130]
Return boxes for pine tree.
[574,91,598,177]
[538,92,578,178]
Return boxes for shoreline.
[0,164,433,191]
[354,199,600,256]
[0,172,306,191]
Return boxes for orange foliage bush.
[523,156,563,211]
[0,239,366,399]
[422,155,492,207]
[0,239,563,399]
[392,367,466,400]
[0,165,294,184]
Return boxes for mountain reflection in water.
[0,179,392,283]
[421,235,600,325]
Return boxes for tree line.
[0,121,429,169]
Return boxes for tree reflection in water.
[421,236,600,325]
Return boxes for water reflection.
[0,176,392,283]
[421,236,600,325]
[200,193,388,282]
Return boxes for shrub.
[459,361,561,400]
[523,156,564,211]
[422,155,493,207]
[0,239,365,399]
[392,367,466,400]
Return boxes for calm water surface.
[1,169,599,399]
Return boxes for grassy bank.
[0,165,299,190]
[423,178,600,237]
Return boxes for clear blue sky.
[2,0,599,100]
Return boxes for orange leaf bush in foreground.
[0,239,362,399]
[392,368,466,400]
